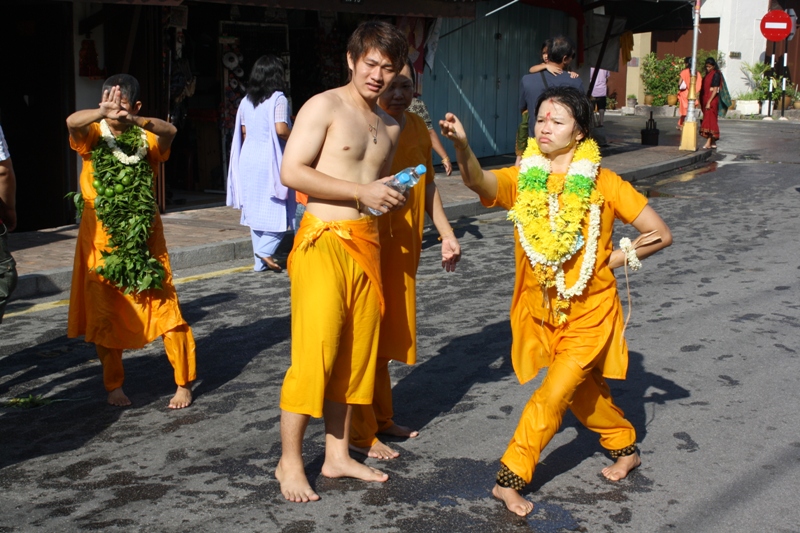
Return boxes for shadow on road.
[527,350,690,492]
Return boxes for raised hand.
[439,113,468,150]
[99,86,130,121]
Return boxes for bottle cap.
[414,164,427,175]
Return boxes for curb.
[11,149,710,301]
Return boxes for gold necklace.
[348,87,379,144]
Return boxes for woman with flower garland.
[439,86,672,516]
[66,74,196,409]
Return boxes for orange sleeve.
[481,166,519,210]
[146,131,171,163]
[69,123,101,156]
[599,168,648,223]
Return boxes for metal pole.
[680,0,701,151]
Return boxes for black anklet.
[609,444,638,459]
[496,463,526,491]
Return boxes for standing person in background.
[350,59,461,460]
[677,57,701,130]
[227,55,294,272]
[66,74,196,408]
[699,57,730,149]
[589,67,610,127]
[0,125,18,323]
[407,96,453,176]
[516,40,580,166]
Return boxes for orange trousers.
[501,354,635,484]
[350,357,395,448]
[95,323,197,392]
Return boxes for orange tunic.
[67,123,187,349]
[482,166,648,383]
[678,68,702,116]
[377,111,435,365]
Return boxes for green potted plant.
[640,53,683,107]
[626,94,637,107]
[606,96,617,110]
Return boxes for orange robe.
[678,68,702,118]
[350,111,435,447]
[68,123,189,349]
[482,165,648,483]
[281,212,384,418]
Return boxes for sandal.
[260,256,283,272]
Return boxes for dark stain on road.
[680,345,703,352]
[717,375,740,386]
[673,432,698,452]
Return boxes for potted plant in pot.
[626,94,638,107]
[641,53,683,108]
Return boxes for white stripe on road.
[4,265,253,318]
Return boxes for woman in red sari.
[700,57,724,149]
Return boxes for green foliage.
[606,97,617,109]
[90,127,166,294]
[4,394,52,408]
[640,53,683,106]
[696,49,725,69]
[627,94,637,99]
[739,61,781,102]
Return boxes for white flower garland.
[555,203,602,299]
[619,237,642,271]
[99,119,147,165]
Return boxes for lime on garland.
[114,184,124,194]
[93,179,102,189]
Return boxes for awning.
[68,0,477,18]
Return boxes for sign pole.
[680,0,701,151]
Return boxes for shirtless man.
[275,21,409,503]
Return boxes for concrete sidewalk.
[7,124,710,300]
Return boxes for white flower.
[619,237,642,271]
[99,119,148,166]
[567,159,599,180]
[555,203,602,299]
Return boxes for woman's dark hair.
[705,57,718,69]
[246,55,286,106]
[102,74,140,104]
[404,57,416,86]
[684,56,692,69]
[541,39,552,55]
[534,86,593,138]
[346,20,408,72]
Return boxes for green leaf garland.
[90,125,166,294]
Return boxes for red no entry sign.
[761,10,793,42]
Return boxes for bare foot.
[107,387,131,407]
[379,423,419,439]
[601,452,641,481]
[492,484,534,516]
[168,386,192,409]
[321,456,388,483]
[349,440,400,460]
[275,459,320,503]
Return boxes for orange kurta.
[377,111,435,365]
[482,166,648,384]
[67,123,187,349]
[678,68,702,117]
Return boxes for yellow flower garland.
[509,138,604,323]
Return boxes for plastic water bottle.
[367,164,427,216]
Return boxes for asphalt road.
[1,118,799,532]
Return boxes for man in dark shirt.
[520,36,585,138]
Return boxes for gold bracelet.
[354,184,360,211]
[441,156,451,164]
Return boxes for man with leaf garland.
[66,74,196,409]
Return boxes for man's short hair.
[346,21,408,72]
[102,74,141,104]
[548,36,576,65]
